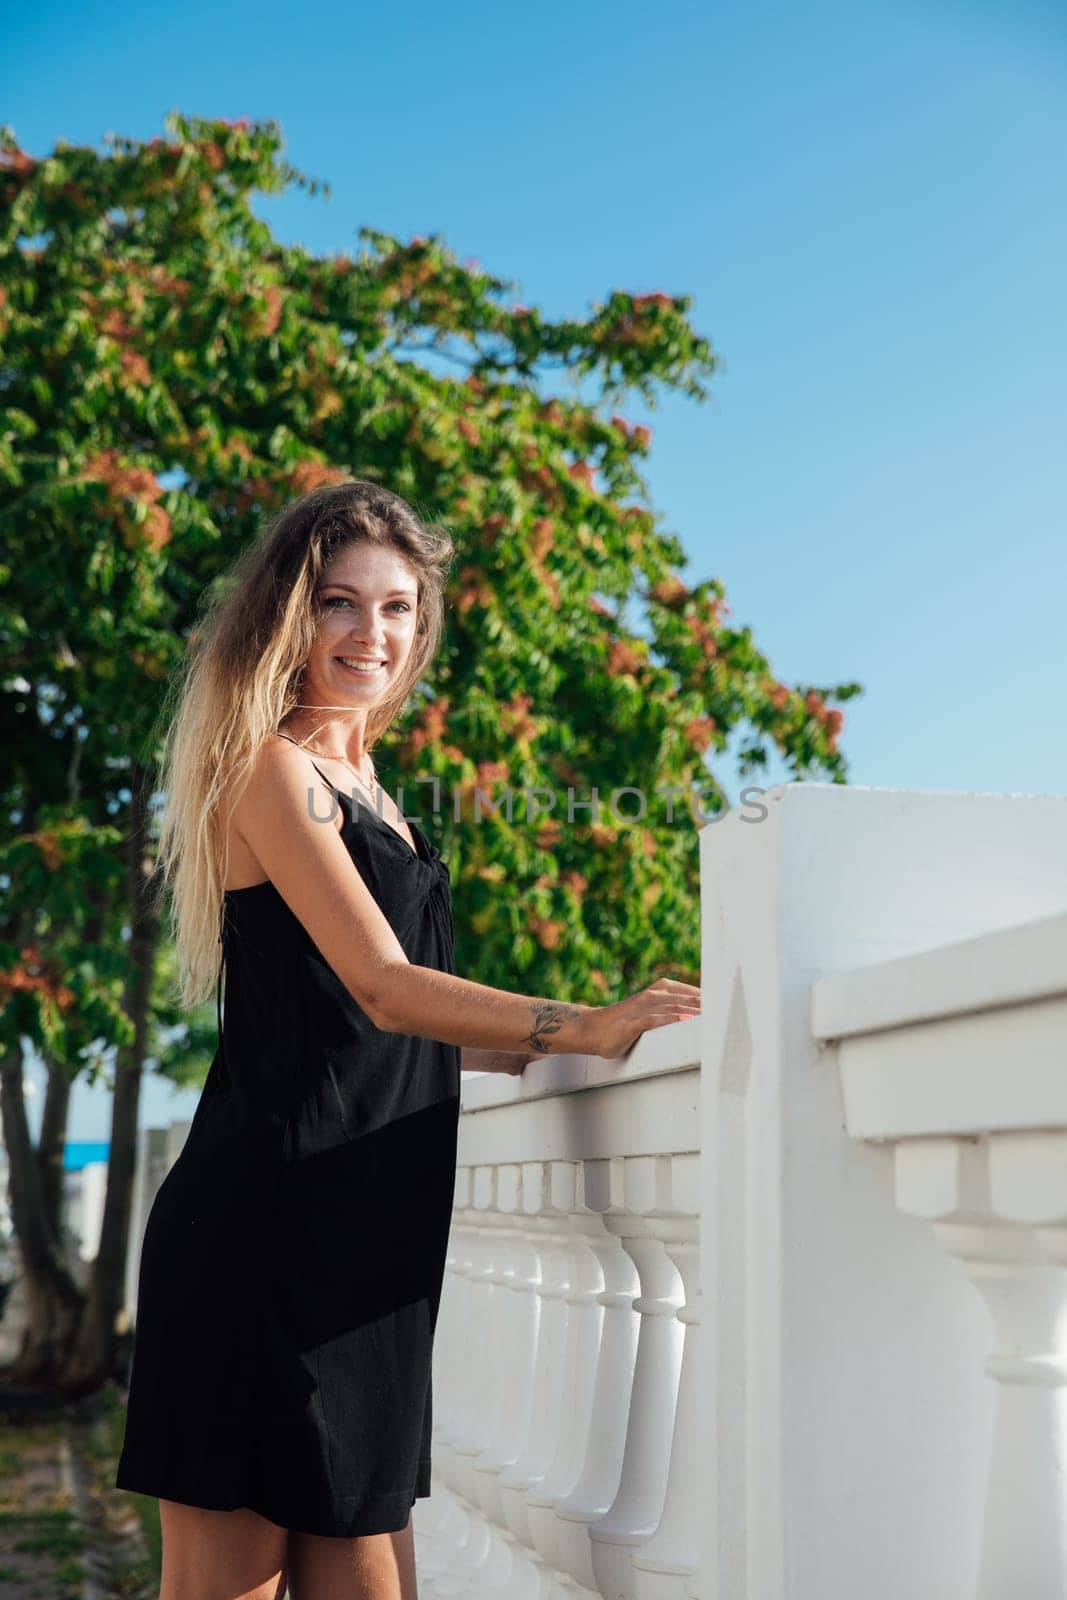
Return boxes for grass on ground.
[0,1383,162,1597]
[0,1416,83,1597]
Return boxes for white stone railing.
[416,1022,701,1600]
[417,783,1067,1600]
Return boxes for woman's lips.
[335,656,387,678]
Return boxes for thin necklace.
[285,735,383,811]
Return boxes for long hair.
[153,479,456,1009]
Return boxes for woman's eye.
[322,597,410,613]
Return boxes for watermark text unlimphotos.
[304,777,770,830]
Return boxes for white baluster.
[463,1167,553,1600]
[554,1157,641,1597]
[435,1166,475,1455]
[448,1166,496,1458]
[989,1132,1067,1600]
[473,1163,539,1526]
[435,1166,508,1595]
[589,1156,686,1600]
[453,1165,504,1509]
[631,1153,701,1600]
[428,1167,495,1595]
[498,1161,574,1555]
[418,1167,475,1581]
[454,1167,542,1598]
[897,1135,1067,1600]
[526,1161,608,1581]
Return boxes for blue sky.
[3,0,1064,1138]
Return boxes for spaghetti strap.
[274,729,381,815]
[274,729,345,796]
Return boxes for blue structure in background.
[63,1141,109,1171]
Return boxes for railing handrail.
[811,908,1067,1043]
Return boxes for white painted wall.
[699,782,1067,1600]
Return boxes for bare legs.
[159,1501,288,1599]
[158,1500,417,1600]
[287,1512,418,1599]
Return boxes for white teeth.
[337,657,385,673]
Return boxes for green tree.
[0,112,860,1394]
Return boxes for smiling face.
[301,541,421,713]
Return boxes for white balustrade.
[418,784,1067,1599]
[416,1020,700,1600]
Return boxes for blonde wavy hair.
[152,479,456,1009]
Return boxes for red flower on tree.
[608,639,645,677]
[684,715,717,753]
[650,577,687,607]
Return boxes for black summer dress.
[115,757,462,1537]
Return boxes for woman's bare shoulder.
[225,734,339,844]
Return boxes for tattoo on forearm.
[521,1002,581,1054]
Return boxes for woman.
[115,478,701,1600]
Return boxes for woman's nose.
[348,626,388,651]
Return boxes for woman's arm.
[233,741,592,1058]
[374,965,590,1056]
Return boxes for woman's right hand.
[576,978,702,1060]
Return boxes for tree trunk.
[0,1041,86,1387]
[1,766,162,1397]
[0,871,88,1388]
[35,893,106,1253]
[36,1058,73,1251]
[61,763,161,1396]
